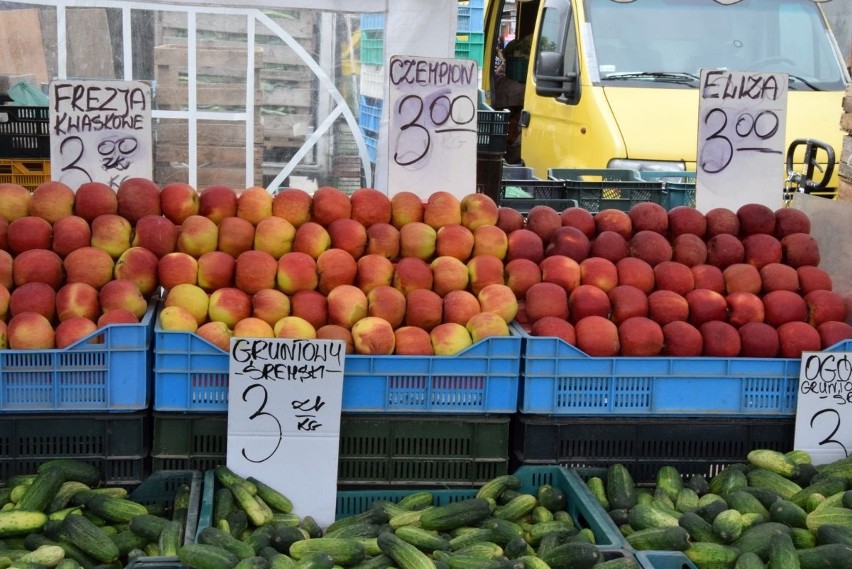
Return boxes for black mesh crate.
[476,151,504,203]
[0,412,149,485]
[512,415,795,484]
[477,107,509,152]
[499,178,578,214]
[0,106,50,159]
[151,412,511,487]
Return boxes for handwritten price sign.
[794,351,852,465]
[49,79,152,190]
[387,56,478,200]
[227,338,345,527]
[695,70,787,213]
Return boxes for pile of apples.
[0,177,523,355]
[0,179,171,350]
[508,200,852,358]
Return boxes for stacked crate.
[154,10,319,187]
[0,300,159,485]
[153,44,264,189]
[456,0,485,69]
[151,317,523,486]
[0,105,51,192]
[357,13,384,164]
[840,83,852,201]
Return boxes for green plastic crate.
[455,32,485,68]
[197,464,625,548]
[151,413,510,487]
[360,30,384,65]
[128,470,203,547]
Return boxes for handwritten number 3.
[395,95,430,167]
[811,408,849,458]
[241,384,283,463]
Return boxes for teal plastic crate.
[515,322,852,417]
[360,30,384,65]
[153,312,521,413]
[547,168,666,213]
[636,551,698,569]
[635,170,697,209]
[455,32,485,68]
[198,465,626,547]
[128,470,203,547]
[0,299,157,412]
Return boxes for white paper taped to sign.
[49,79,152,190]
[386,55,478,200]
[794,350,852,465]
[227,337,345,528]
[695,70,787,213]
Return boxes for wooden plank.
[156,35,317,68]
[0,10,48,84]
[156,121,263,146]
[158,10,317,42]
[155,85,265,109]
[838,176,852,203]
[155,45,262,85]
[155,164,263,189]
[262,86,313,108]
[156,144,262,166]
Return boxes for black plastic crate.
[477,108,509,152]
[0,412,149,485]
[476,151,504,203]
[0,106,50,158]
[151,412,510,487]
[499,178,578,214]
[511,415,795,484]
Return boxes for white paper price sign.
[696,70,787,213]
[227,338,346,527]
[49,79,152,190]
[794,351,852,465]
[387,55,478,200]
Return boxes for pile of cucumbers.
[0,459,192,569]
[584,449,852,569]
[179,465,640,569]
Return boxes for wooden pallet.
[154,44,264,110]
[157,10,317,44]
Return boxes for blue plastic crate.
[153,315,522,413]
[0,299,158,412]
[457,1,484,33]
[359,13,385,31]
[358,95,382,134]
[363,130,378,163]
[515,322,852,417]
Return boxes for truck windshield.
[587,0,849,90]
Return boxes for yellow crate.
[0,159,51,192]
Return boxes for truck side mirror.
[535,51,578,100]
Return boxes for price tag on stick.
[49,79,153,190]
[695,69,787,213]
[227,338,346,528]
[794,350,852,465]
[387,55,478,200]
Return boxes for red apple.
[326,284,368,329]
[763,289,808,327]
[616,257,655,294]
[818,321,852,349]
[14,248,65,289]
[561,207,596,238]
[7,216,53,254]
[654,261,695,296]
[797,265,833,294]
[311,186,351,227]
[662,320,703,356]
[496,207,524,234]
[737,203,776,236]
[667,206,707,238]
[524,282,568,322]
[504,258,541,299]
[352,316,396,355]
[628,201,668,234]
[569,284,611,323]
[526,205,562,244]
[467,254,505,296]
[29,181,75,224]
[691,264,726,294]
[726,291,765,327]
[393,257,433,296]
[272,187,313,228]
[742,233,782,270]
[55,316,98,348]
[366,284,407,329]
[356,254,395,294]
[404,288,443,331]
[0,183,30,222]
[530,316,576,345]
[316,324,355,354]
[75,182,118,223]
[804,289,848,327]
[723,263,762,295]
[423,191,462,230]
[236,187,273,226]
[350,187,392,228]
[276,251,318,295]
[671,233,708,267]
[777,320,821,358]
[738,321,780,358]
[63,247,114,290]
[8,312,55,349]
[781,233,821,268]
[290,289,328,330]
[198,184,238,224]
[328,218,368,259]
[774,207,811,239]
[705,207,740,237]
[686,288,728,326]
[608,284,650,325]
[235,250,279,295]
[159,182,200,225]
[628,230,672,267]
[390,191,424,228]
[506,228,544,264]
[546,226,591,262]
[579,256,618,292]
[575,315,620,356]
[194,250,234,293]
[9,281,56,321]
[394,325,434,355]
[595,208,633,240]
[647,289,689,325]
[217,216,256,258]
[431,255,470,297]
[700,320,741,357]
[759,262,800,293]
[618,316,664,356]
[365,222,401,260]
[589,231,629,263]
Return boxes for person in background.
[493,36,531,164]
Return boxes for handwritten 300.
[393,92,477,167]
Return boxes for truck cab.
[483,0,851,197]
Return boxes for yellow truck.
[483,0,851,196]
